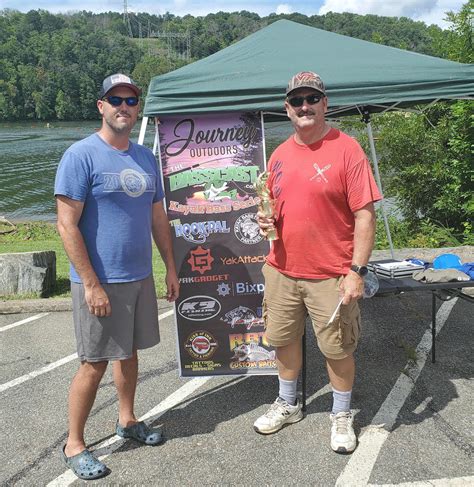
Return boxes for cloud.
[318,0,463,25]
[319,0,435,17]
[173,0,187,8]
[3,0,463,27]
[276,4,293,14]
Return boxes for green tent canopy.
[141,19,473,258]
[144,19,473,118]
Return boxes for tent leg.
[365,120,395,259]
[260,111,267,167]
[137,116,149,145]
[301,331,307,412]
[152,118,159,155]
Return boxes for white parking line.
[0,309,175,394]
[336,298,458,486]
[0,353,78,393]
[159,309,174,320]
[0,312,50,332]
[48,379,333,486]
[47,376,213,487]
[369,476,474,486]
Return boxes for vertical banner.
[158,112,277,377]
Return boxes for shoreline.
[1,217,57,224]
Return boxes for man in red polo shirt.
[254,71,381,453]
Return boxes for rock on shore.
[0,251,56,298]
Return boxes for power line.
[123,0,133,37]
[122,2,191,60]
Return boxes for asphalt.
[1,255,473,485]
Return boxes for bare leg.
[326,354,355,391]
[65,361,108,457]
[276,339,303,381]
[113,351,139,427]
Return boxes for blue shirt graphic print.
[54,133,164,283]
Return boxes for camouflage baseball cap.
[286,71,326,96]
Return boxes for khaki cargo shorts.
[262,263,361,360]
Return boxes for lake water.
[0,119,395,222]
[0,120,294,222]
[0,120,163,222]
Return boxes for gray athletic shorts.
[71,275,160,362]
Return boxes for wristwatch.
[351,264,369,277]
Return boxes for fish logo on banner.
[231,343,276,362]
[234,213,263,245]
[221,306,263,330]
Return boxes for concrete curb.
[0,298,72,314]
[1,247,472,314]
[0,298,175,315]
[371,246,473,262]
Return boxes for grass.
[399,340,418,363]
[0,222,167,299]
[2,218,469,300]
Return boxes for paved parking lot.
[1,293,473,486]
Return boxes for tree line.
[339,1,473,245]
[0,6,470,121]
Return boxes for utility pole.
[123,0,133,37]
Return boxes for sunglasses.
[287,94,323,107]
[103,96,139,107]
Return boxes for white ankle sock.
[332,388,352,414]
[279,377,298,405]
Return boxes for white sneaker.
[253,397,303,434]
[330,411,357,453]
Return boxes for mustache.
[297,110,315,116]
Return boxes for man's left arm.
[151,201,179,302]
[340,202,376,304]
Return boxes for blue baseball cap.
[433,253,462,269]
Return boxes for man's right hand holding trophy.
[254,171,279,241]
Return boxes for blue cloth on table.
[457,263,474,279]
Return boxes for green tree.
[0,6,470,121]
[132,54,188,97]
[55,89,75,120]
[433,0,473,62]
[339,1,474,244]
[373,103,473,238]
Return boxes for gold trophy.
[254,171,278,241]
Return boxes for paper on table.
[376,261,421,270]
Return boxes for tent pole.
[137,116,149,145]
[260,111,267,167]
[363,113,395,259]
[152,118,159,155]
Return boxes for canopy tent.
[140,19,474,257]
[143,19,473,118]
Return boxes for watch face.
[352,265,368,276]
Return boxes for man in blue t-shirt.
[55,74,179,480]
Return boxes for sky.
[1,0,466,28]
